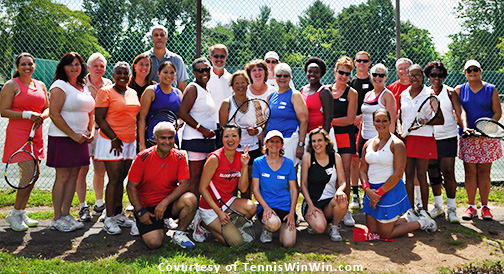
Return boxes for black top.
[130,80,155,101]
[308,152,336,202]
[348,75,374,115]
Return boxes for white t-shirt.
[48,80,95,137]
[207,68,233,120]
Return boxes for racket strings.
[476,120,504,138]
[418,98,439,124]
[6,152,36,188]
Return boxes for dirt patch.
[1,206,503,273]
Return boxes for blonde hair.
[335,56,354,71]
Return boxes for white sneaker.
[125,204,135,211]
[6,210,28,232]
[429,206,445,219]
[130,220,140,236]
[343,210,355,227]
[192,220,209,243]
[260,228,273,243]
[419,214,437,233]
[447,207,460,224]
[103,217,122,235]
[349,194,361,209]
[114,212,134,227]
[164,218,178,229]
[20,210,38,227]
[50,217,73,232]
[62,215,84,230]
[329,223,342,242]
[172,231,196,249]
[99,209,106,222]
[403,208,420,222]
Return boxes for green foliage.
[399,20,441,67]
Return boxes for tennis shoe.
[419,214,437,233]
[130,220,140,236]
[114,212,134,227]
[6,210,28,232]
[238,226,254,243]
[429,205,444,219]
[50,217,73,232]
[93,204,105,214]
[125,204,135,211]
[192,218,209,243]
[103,217,122,235]
[462,207,477,220]
[350,194,361,209]
[164,218,178,229]
[20,210,38,227]
[343,210,355,227]
[447,207,460,224]
[98,209,106,222]
[481,207,493,221]
[79,206,92,222]
[173,231,195,249]
[260,228,273,243]
[329,223,342,242]
[403,208,420,222]
[62,215,84,230]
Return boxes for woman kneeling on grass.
[300,128,347,242]
[360,109,437,238]
[197,124,256,245]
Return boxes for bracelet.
[111,136,118,142]
[135,207,148,218]
[377,187,386,196]
[195,123,201,130]
[22,111,33,119]
[362,181,370,190]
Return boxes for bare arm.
[219,99,230,127]
[450,86,469,133]
[138,86,155,151]
[292,91,309,159]
[332,87,358,126]
[382,91,397,133]
[491,87,502,121]
[319,88,334,132]
[177,81,186,94]
[126,180,155,225]
[359,141,370,184]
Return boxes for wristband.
[135,208,148,218]
[195,123,201,130]
[22,111,33,119]
[362,181,370,190]
[377,187,386,196]
[111,136,118,142]
[256,127,263,135]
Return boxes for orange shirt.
[95,86,140,142]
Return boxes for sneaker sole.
[462,215,476,221]
[103,227,122,235]
[483,217,493,221]
[6,219,28,232]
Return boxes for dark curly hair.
[304,57,327,77]
[52,52,86,86]
[424,61,448,79]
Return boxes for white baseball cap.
[265,130,284,143]
[264,51,279,61]
[464,60,481,70]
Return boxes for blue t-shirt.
[459,82,496,134]
[252,155,296,213]
[265,89,298,138]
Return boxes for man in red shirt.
[126,122,197,249]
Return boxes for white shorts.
[187,151,208,161]
[198,196,237,225]
[283,131,300,166]
[94,134,137,161]
[88,134,98,157]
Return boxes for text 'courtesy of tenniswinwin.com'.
[157,262,364,272]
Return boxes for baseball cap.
[464,60,481,70]
[150,25,168,36]
[265,130,284,143]
[264,51,279,61]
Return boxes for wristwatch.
[297,141,305,147]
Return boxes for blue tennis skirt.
[362,178,411,221]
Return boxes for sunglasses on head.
[356,59,370,63]
[266,60,278,64]
[466,67,480,73]
[276,74,290,78]
[194,67,211,73]
[337,70,351,76]
[212,54,226,59]
[429,73,444,78]
[372,73,386,78]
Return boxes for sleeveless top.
[246,85,277,101]
[199,147,243,209]
[361,89,387,140]
[458,82,495,134]
[266,88,299,138]
[307,152,338,202]
[365,136,395,184]
[3,78,47,162]
[147,84,181,119]
[332,85,353,133]
[182,82,218,140]
[130,80,154,102]
[301,85,329,132]
[434,85,457,140]
[228,96,260,151]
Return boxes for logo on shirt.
[219,170,241,181]
[325,167,334,176]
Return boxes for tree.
[398,21,440,67]
[299,0,337,29]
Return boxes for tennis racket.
[472,118,504,139]
[401,95,440,138]
[209,182,254,250]
[218,98,271,133]
[4,125,38,189]
[146,110,178,144]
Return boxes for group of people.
[1,23,501,250]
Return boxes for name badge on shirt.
[277,175,286,180]
[325,167,334,176]
[262,173,270,178]
[362,84,369,89]
[338,97,347,102]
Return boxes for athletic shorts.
[134,203,177,236]
[198,196,237,225]
[94,134,137,161]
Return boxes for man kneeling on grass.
[126,122,197,249]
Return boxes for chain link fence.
[0,0,503,189]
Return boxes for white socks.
[447,198,456,209]
[433,195,443,208]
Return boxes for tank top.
[361,89,387,140]
[332,85,353,132]
[301,85,329,132]
[307,153,337,202]
[228,96,260,151]
[199,147,243,209]
[458,82,495,134]
[246,85,276,101]
[182,82,218,140]
[266,88,299,138]
[433,85,457,140]
[365,136,394,184]
[147,84,181,119]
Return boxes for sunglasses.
[466,67,480,73]
[276,74,290,78]
[266,60,278,64]
[194,67,211,73]
[212,54,226,59]
[356,59,370,63]
[337,70,351,76]
[372,73,386,78]
[429,73,444,78]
